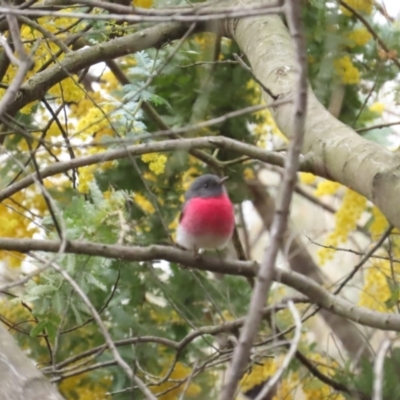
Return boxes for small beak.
[219,176,229,185]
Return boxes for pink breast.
[181,195,234,236]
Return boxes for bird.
[176,174,235,254]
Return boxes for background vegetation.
[0,0,399,399]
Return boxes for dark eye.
[204,183,209,188]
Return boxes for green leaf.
[385,278,400,309]
[30,320,48,337]
[89,180,104,207]
[27,284,57,299]
[86,273,107,292]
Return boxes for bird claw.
[193,248,201,260]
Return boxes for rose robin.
[176,174,235,253]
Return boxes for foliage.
[0,0,399,399]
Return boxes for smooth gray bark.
[226,3,400,229]
[0,324,64,400]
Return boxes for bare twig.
[0,1,33,118]
[44,300,296,374]
[334,225,393,295]
[339,0,400,70]
[219,0,308,397]
[0,34,18,65]
[373,339,391,400]
[233,53,278,100]
[0,264,51,292]
[307,236,400,264]
[0,3,284,23]
[356,120,400,134]
[0,239,399,331]
[0,135,313,203]
[178,361,198,400]
[180,59,239,68]
[254,301,301,400]
[30,253,157,400]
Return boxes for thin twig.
[30,253,157,400]
[339,0,400,70]
[220,0,308,396]
[0,3,284,23]
[0,1,34,118]
[373,339,391,400]
[334,225,393,295]
[307,236,400,264]
[178,361,198,400]
[356,120,400,134]
[233,53,278,100]
[254,301,301,400]
[0,135,313,203]
[0,264,51,292]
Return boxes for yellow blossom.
[0,298,33,328]
[369,206,388,239]
[240,358,278,393]
[0,192,38,268]
[254,105,286,145]
[149,307,184,325]
[334,55,360,84]
[358,261,393,311]
[318,189,366,264]
[181,164,202,191]
[45,121,74,139]
[193,33,215,51]
[69,92,104,119]
[78,166,96,194]
[60,373,112,399]
[133,0,153,8]
[169,217,178,234]
[299,172,316,185]
[141,153,168,175]
[341,0,373,16]
[48,76,85,103]
[369,102,385,114]
[302,353,345,399]
[240,357,300,399]
[314,179,340,196]
[100,70,121,92]
[347,27,372,47]
[150,361,201,399]
[133,193,155,214]
[75,105,115,140]
[19,102,36,115]
[243,167,255,180]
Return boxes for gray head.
[185,174,228,200]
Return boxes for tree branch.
[0,2,283,23]
[226,0,400,230]
[0,323,64,400]
[0,136,311,202]
[220,0,308,396]
[248,180,373,361]
[0,238,399,331]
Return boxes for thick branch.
[226,0,400,229]
[221,0,308,396]
[0,136,306,202]
[0,323,64,400]
[5,22,197,115]
[1,238,400,331]
[248,180,372,361]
